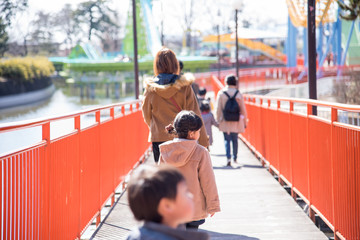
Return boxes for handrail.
[0,99,142,133]
[244,94,360,112]
[210,73,360,240]
[0,99,150,240]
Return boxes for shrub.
[0,57,55,96]
[0,57,55,83]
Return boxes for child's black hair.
[166,110,203,139]
[127,165,185,223]
[200,101,210,113]
[198,87,207,96]
[179,60,184,71]
[225,74,237,86]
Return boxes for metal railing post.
[95,111,101,226]
[330,107,339,240]
[74,115,81,238]
[41,122,50,239]
[289,101,294,197]
[306,103,315,222]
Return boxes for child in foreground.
[159,110,220,230]
[126,165,209,240]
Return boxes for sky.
[10,0,289,42]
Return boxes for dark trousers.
[152,142,164,163]
[186,219,205,230]
[223,132,238,160]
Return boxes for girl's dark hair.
[225,74,237,86]
[200,101,210,112]
[166,110,203,139]
[127,165,185,223]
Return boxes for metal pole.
[336,7,342,66]
[307,0,317,115]
[132,0,140,99]
[161,1,164,46]
[303,28,308,67]
[235,9,239,80]
[217,9,221,80]
[217,23,220,80]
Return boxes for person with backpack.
[215,74,247,166]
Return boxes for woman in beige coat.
[159,111,220,230]
[142,48,209,162]
[215,75,247,166]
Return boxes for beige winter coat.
[215,86,247,134]
[159,138,221,221]
[142,73,209,147]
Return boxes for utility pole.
[160,0,164,46]
[308,0,317,115]
[235,9,239,80]
[132,0,140,99]
[217,9,221,80]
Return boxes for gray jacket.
[126,221,209,240]
[201,112,218,145]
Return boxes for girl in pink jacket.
[159,110,220,230]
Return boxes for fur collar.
[144,72,195,92]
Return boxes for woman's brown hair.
[153,48,180,76]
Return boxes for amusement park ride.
[285,0,360,69]
[50,0,360,72]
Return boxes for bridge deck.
[91,128,328,240]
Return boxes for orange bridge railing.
[0,100,150,240]
[211,75,360,240]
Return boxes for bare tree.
[29,11,58,55]
[54,4,82,54]
[101,11,121,52]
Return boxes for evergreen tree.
[0,19,9,57]
[0,0,28,56]
[73,0,118,41]
[0,0,28,26]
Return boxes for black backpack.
[223,90,240,121]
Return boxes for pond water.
[0,85,135,155]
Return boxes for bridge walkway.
[91,128,328,240]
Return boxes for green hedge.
[66,59,216,74]
[0,57,55,83]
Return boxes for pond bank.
[0,84,55,109]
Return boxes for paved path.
[91,128,327,240]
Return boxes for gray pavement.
[91,127,328,240]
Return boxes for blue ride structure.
[285,0,360,71]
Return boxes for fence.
[211,76,360,240]
[0,100,150,240]
[196,65,360,94]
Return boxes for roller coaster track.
[203,34,286,63]
[286,0,337,27]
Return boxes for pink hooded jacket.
[159,138,220,221]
